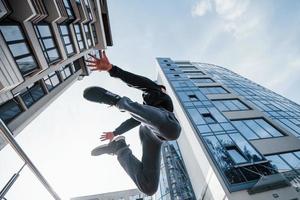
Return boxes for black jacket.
[109,65,173,135]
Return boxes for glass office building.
[156,58,300,200]
[156,141,195,200]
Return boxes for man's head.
[158,85,166,93]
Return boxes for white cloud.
[214,0,249,20]
[192,0,255,38]
[192,0,212,16]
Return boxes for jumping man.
[83,51,181,196]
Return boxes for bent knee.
[141,183,159,196]
[160,123,181,141]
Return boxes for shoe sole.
[91,136,126,156]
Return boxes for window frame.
[0,98,23,124]
[212,99,251,112]
[0,20,39,76]
[73,24,86,51]
[34,22,61,64]
[43,71,61,92]
[84,24,93,48]
[58,24,76,57]
[20,81,46,108]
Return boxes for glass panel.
[8,42,29,57]
[79,42,84,49]
[244,120,271,138]
[43,38,55,49]
[233,100,248,110]
[229,133,263,162]
[60,25,68,35]
[66,44,74,54]
[76,33,82,40]
[266,155,292,172]
[223,101,239,110]
[37,25,51,37]
[51,74,60,87]
[21,92,34,107]
[217,134,234,146]
[0,25,23,41]
[232,121,259,140]
[187,108,205,125]
[255,119,283,137]
[30,84,45,101]
[280,153,300,169]
[16,56,37,74]
[0,99,22,124]
[74,25,80,33]
[227,149,247,164]
[47,49,59,61]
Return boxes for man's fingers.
[88,53,98,60]
[85,60,97,64]
[90,68,101,71]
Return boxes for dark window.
[199,86,228,95]
[232,119,284,140]
[188,95,198,101]
[20,82,46,108]
[59,25,75,57]
[60,64,73,80]
[191,78,214,84]
[84,24,92,48]
[91,23,98,44]
[0,22,38,76]
[0,99,23,124]
[73,57,84,72]
[34,23,61,64]
[74,24,85,51]
[212,99,250,112]
[43,72,61,91]
[202,113,216,124]
[178,65,197,69]
[184,70,205,78]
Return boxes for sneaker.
[83,87,121,106]
[91,136,128,156]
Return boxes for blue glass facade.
[156,141,195,200]
[157,58,300,192]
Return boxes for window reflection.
[232,119,284,140]
[0,22,38,76]
[0,99,23,124]
[35,23,61,63]
[20,82,45,108]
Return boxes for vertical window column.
[84,24,92,48]
[34,23,61,64]
[74,24,85,51]
[59,25,75,57]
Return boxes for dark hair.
[158,85,166,90]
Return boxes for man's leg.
[116,97,181,141]
[117,125,162,196]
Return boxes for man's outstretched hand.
[100,131,115,142]
[86,51,112,72]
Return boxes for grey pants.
[116,97,181,196]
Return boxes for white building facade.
[0,0,113,150]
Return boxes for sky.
[1,0,300,199]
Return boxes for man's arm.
[109,65,160,91]
[100,118,141,142]
[85,51,160,91]
[113,117,141,136]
